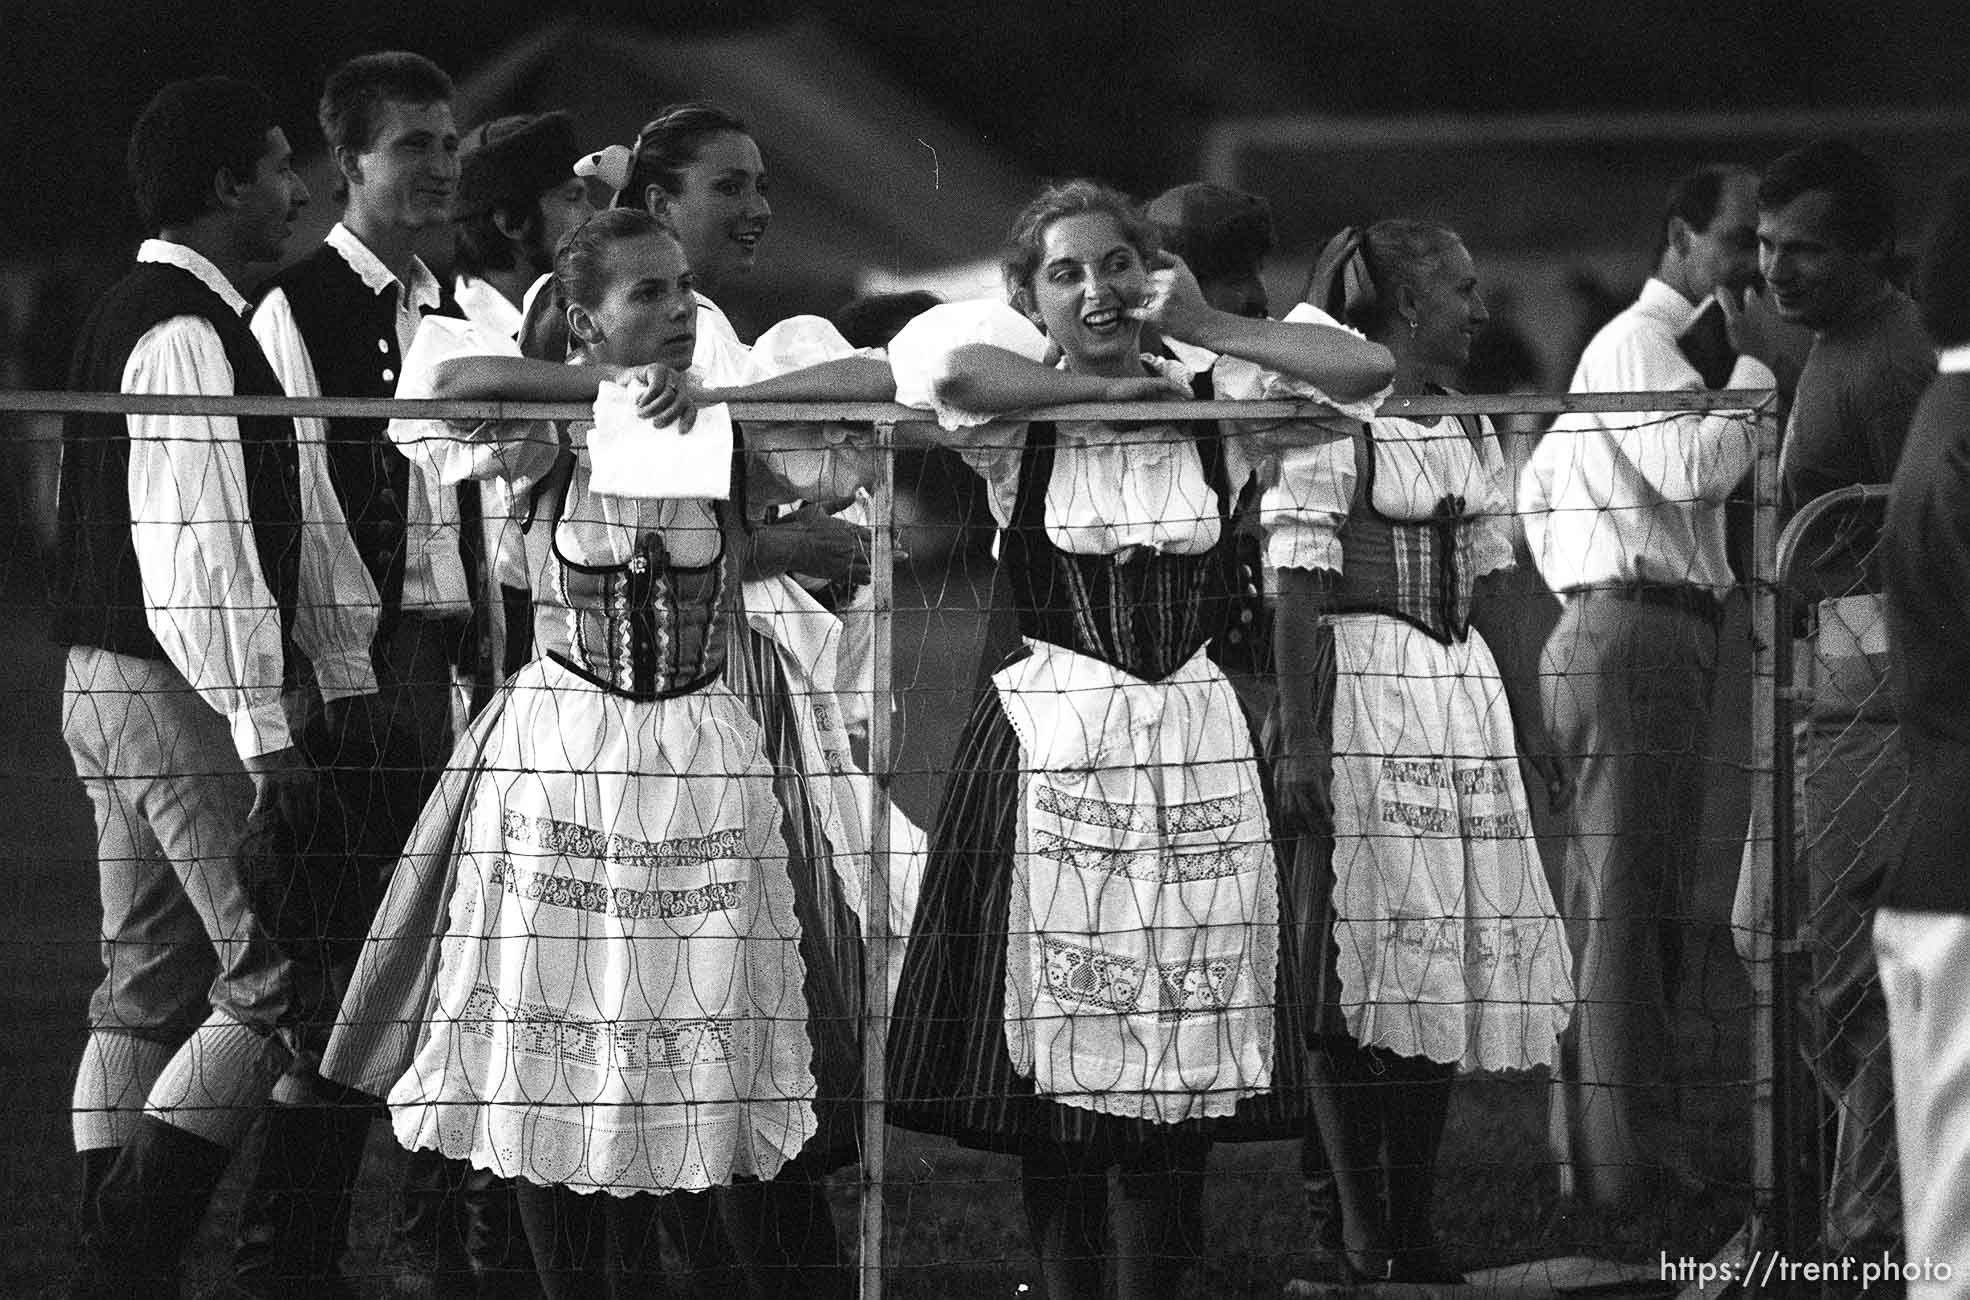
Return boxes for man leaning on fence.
[1521,164,1776,1209]
[49,76,380,1296]
[1748,138,1931,1270]
[1876,162,1970,1300]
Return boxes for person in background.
[1742,138,1933,1270]
[50,76,375,1296]
[1273,220,1573,1287]
[243,49,487,1299]
[1876,163,1970,1300]
[885,178,1392,1300]
[452,111,594,697]
[1521,163,1776,1210]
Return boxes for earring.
[1407,316,1419,335]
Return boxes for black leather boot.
[231,1098,372,1299]
[67,1116,232,1299]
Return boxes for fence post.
[858,419,898,1300]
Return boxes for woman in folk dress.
[883,180,1393,1300]
[323,208,875,1297]
[1269,219,1574,1285]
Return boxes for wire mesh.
[0,383,1785,1299]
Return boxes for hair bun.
[573,144,635,195]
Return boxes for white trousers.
[1875,907,1970,1297]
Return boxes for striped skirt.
[728,614,867,1170]
[885,668,1312,1159]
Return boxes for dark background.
[9,0,1970,249]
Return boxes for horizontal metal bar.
[0,387,1776,422]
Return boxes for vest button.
[1239,609,1255,625]
[378,338,390,353]
[382,368,395,383]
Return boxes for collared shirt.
[252,223,468,615]
[1941,344,1970,375]
[454,274,524,339]
[126,239,378,758]
[1521,277,1776,593]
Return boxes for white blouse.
[889,299,1381,557]
[1264,411,1517,579]
[389,310,875,573]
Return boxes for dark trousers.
[1542,593,1718,1207]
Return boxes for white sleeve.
[741,315,880,503]
[1256,302,1394,423]
[1262,430,1359,575]
[247,286,380,703]
[1599,329,1773,505]
[887,299,1051,431]
[390,315,560,488]
[125,317,295,758]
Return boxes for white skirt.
[386,656,818,1195]
[1327,614,1574,1071]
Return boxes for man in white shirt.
[240,50,487,1298]
[450,110,593,684]
[51,76,378,1296]
[1522,165,1776,1209]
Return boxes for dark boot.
[384,1146,471,1298]
[1306,1036,1393,1282]
[459,1166,542,1299]
[67,1116,233,1298]
[232,1097,372,1298]
[74,1146,120,1245]
[1381,1052,1462,1285]
[1295,1127,1350,1286]
[1020,1149,1107,1300]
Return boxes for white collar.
[1938,343,1970,374]
[1636,277,1700,333]
[326,222,441,311]
[136,239,248,315]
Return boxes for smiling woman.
[883,179,1393,1300]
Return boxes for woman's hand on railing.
[623,363,697,431]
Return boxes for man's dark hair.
[126,77,275,233]
[318,50,453,157]
[1758,139,1897,256]
[1655,164,1753,263]
[1917,166,1970,347]
[831,291,942,350]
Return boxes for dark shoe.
[1388,1242,1465,1285]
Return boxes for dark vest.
[260,244,475,632]
[50,260,304,664]
[1002,412,1238,684]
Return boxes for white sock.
[145,1010,293,1148]
[72,1032,173,1151]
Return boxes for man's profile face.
[345,98,458,231]
[234,127,308,264]
[1759,189,1879,331]
[1687,175,1762,304]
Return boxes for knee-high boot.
[67,1115,234,1299]
[1021,1148,1107,1300]
[1380,1051,1461,1284]
[231,1094,373,1297]
[1307,1035,1394,1281]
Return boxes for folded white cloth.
[588,379,734,500]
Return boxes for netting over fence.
[0,386,1807,1299]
